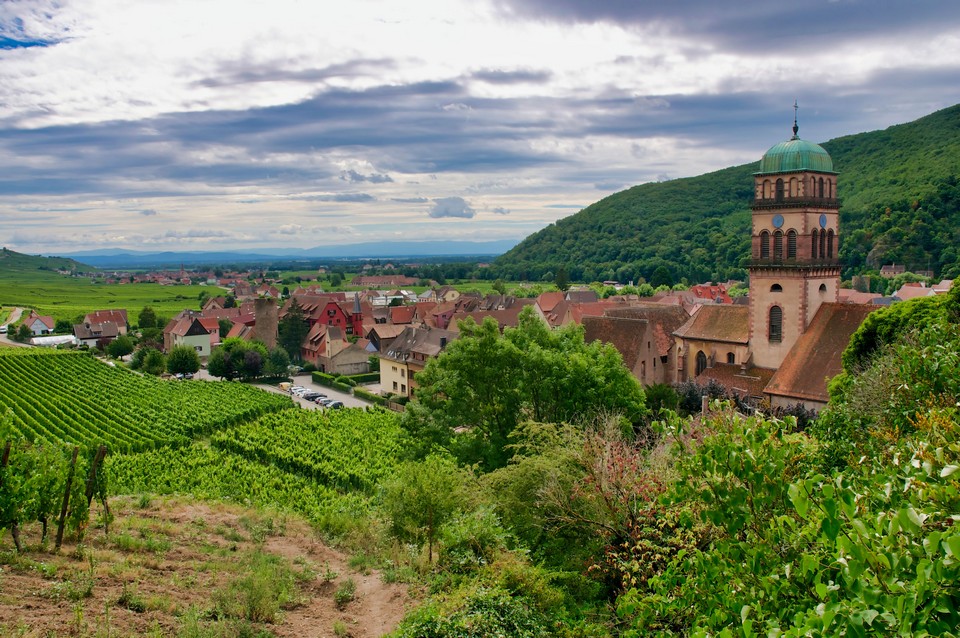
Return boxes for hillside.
[494,104,960,284]
[0,247,92,273]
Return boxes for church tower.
[748,107,840,369]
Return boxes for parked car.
[301,391,323,401]
[311,394,329,404]
[327,401,344,409]
[316,398,333,407]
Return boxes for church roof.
[765,303,876,404]
[673,305,750,344]
[758,136,835,175]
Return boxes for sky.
[2,0,960,256]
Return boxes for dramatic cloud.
[429,197,476,219]
[340,169,394,184]
[0,0,957,253]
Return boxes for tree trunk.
[11,522,22,553]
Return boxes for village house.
[379,326,457,399]
[23,311,55,336]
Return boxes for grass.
[0,268,212,322]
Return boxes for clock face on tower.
[772,214,784,228]
[819,213,827,228]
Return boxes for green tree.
[166,344,201,375]
[15,324,32,343]
[554,266,570,292]
[278,298,309,362]
[208,338,268,380]
[404,307,647,469]
[142,348,166,376]
[54,319,72,334]
[223,295,237,309]
[138,306,158,330]
[650,265,673,288]
[106,334,134,358]
[382,454,467,563]
[492,279,507,295]
[265,346,290,377]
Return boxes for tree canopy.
[403,306,647,469]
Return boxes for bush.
[348,372,381,385]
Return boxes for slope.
[494,104,960,284]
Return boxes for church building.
[673,111,875,411]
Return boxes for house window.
[773,230,783,260]
[392,381,398,391]
[400,369,405,378]
[787,229,797,259]
[401,384,406,394]
[640,361,646,379]
[769,306,783,343]
[727,352,735,364]
[695,350,707,376]
[760,231,770,259]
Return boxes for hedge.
[353,387,387,406]
[311,371,337,387]
[346,372,380,385]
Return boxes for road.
[192,369,376,410]
[0,307,28,348]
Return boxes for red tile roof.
[673,305,749,344]
[765,303,876,404]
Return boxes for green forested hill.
[494,104,960,284]
[0,247,91,273]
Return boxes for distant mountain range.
[55,239,520,269]
[494,103,960,285]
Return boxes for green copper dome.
[758,136,835,174]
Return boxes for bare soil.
[0,496,413,637]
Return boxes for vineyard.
[108,408,408,528]
[0,349,293,452]
[210,408,406,491]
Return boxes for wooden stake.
[55,446,79,551]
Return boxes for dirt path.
[0,496,414,637]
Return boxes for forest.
[493,104,960,286]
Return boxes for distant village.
[17,257,952,413]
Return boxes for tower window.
[819,229,826,258]
[770,284,782,292]
[827,229,835,258]
[769,306,783,343]
[787,229,797,259]
[695,350,708,376]
[811,231,818,259]
[819,283,827,293]
[789,177,798,197]
[818,177,825,198]
[760,230,770,259]
[775,178,784,202]
[773,230,783,260]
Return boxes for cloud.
[298,193,376,202]
[391,197,429,203]
[340,169,393,184]
[273,224,304,235]
[139,209,157,216]
[491,206,510,215]
[471,68,553,84]
[494,0,960,53]
[429,197,475,219]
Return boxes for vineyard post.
[0,441,10,488]
[85,445,110,534]
[55,446,80,551]
[0,441,12,552]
